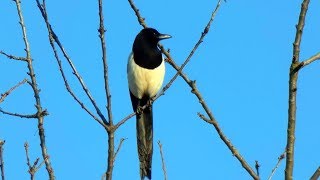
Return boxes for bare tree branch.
[159,0,221,96]
[24,142,45,180]
[0,108,40,118]
[127,0,147,28]
[0,140,5,180]
[12,0,55,178]
[0,51,27,61]
[285,1,310,179]
[197,113,258,179]
[0,79,27,103]
[98,0,113,125]
[268,151,286,180]
[34,0,106,128]
[97,1,116,179]
[157,141,167,180]
[113,138,126,164]
[128,0,259,179]
[36,0,108,126]
[293,52,320,72]
[310,166,320,180]
[114,112,136,130]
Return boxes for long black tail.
[130,92,153,180]
[136,103,153,180]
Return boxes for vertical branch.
[98,0,113,125]
[24,143,35,180]
[14,0,55,179]
[285,0,309,179]
[0,140,5,180]
[97,0,115,179]
[157,141,168,180]
[105,130,115,180]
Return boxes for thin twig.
[0,79,27,103]
[13,0,55,178]
[35,0,106,128]
[113,138,126,163]
[114,112,136,130]
[255,161,260,177]
[0,140,5,180]
[36,0,108,126]
[293,52,320,73]
[310,166,320,180]
[198,113,259,179]
[157,141,168,180]
[98,0,113,125]
[127,0,147,28]
[285,1,310,179]
[24,142,45,180]
[268,151,286,180]
[0,108,40,118]
[158,0,221,97]
[128,0,258,179]
[0,51,27,61]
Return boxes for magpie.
[127,28,171,180]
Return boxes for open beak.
[158,34,172,40]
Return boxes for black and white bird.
[127,28,171,180]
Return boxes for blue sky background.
[1,0,319,179]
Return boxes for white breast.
[127,53,165,99]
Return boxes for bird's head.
[134,28,171,48]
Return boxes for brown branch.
[198,113,259,179]
[0,108,40,118]
[97,0,116,179]
[24,142,45,180]
[13,0,55,178]
[310,166,320,180]
[104,129,115,180]
[157,141,168,180]
[0,140,5,180]
[36,0,108,126]
[98,0,113,125]
[128,0,259,179]
[0,79,27,103]
[156,0,221,99]
[127,0,147,28]
[113,138,126,164]
[0,51,27,61]
[114,112,136,130]
[285,1,310,179]
[35,0,106,128]
[268,151,286,180]
[293,52,320,73]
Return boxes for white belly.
[127,53,165,99]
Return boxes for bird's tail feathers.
[137,104,153,180]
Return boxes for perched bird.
[127,28,171,180]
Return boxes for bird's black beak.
[158,34,172,40]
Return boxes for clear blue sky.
[1,0,319,179]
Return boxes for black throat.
[133,40,162,70]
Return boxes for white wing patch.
[127,53,165,99]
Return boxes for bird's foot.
[137,106,143,115]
